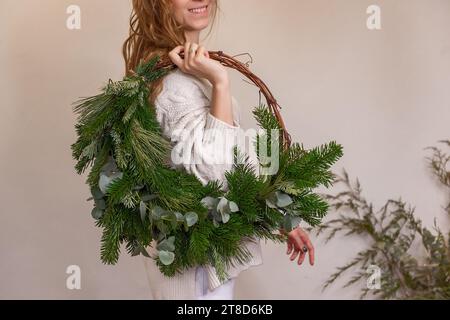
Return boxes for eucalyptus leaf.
[200,196,218,209]
[217,197,230,215]
[151,206,165,220]
[229,201,239,213]
[98,173,112,194]
[157,236,176,252]
[174,212,184,222]
[282,215,301,232]
[211,210,221,222]
[185,212,198,227]
[139,201,147,222]
[221,212,231,224]
[91,186,104,200]
[276,191,293,208]
[167,236,175,246]
[91,207,104,220]
[94,198,106,210]
[100,156,118,174]
[98,171,123,194]
[158,250,175,266]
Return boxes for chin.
[187,20,210,31]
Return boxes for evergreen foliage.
[71,55,344,281]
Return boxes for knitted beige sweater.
[142,68,264,300]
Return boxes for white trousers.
[195,266,236,300]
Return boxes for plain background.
[1,0,449,299]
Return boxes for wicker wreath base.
[71,52,343,281]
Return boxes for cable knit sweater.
[142,68,263,300]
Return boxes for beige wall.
[1,0,449,299]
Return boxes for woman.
[122,0,315,300]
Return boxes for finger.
[301,234,315,266]
[287,241,293,255]
[291,235,307,263]
[298,249,306,265]
[289,248,299,261]
[184,42,191,68]
[292,235,305,254]
[306,241,315,266]
[189,43,199,64]
[197,45,206,59]
[293,237,307,265]
[168,46,184,68]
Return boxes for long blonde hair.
[122,0,219,103]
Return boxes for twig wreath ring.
[71,51,344,281]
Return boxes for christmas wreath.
[71,51,344,281]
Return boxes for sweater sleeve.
[154,73,240,188]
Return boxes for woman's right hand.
[281,226,315,266]
[168,42,228,86]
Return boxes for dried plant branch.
[317,140,450,300]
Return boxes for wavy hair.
[122,0,219,103]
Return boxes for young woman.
[122,0,315,300]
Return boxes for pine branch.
[253,104,282,130]
[100,206,127,265]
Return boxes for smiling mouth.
[188,5,208,14]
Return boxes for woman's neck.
[185,30,200,44]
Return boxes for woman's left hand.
[281,226,315,266]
